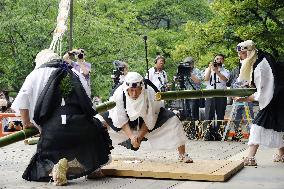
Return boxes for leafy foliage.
[173,0,284,70]
[1,0,283,100]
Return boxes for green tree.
[0,0,58,91]
[0,0,212,99]
[173,0,284,70]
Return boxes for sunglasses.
[236,45,248,52]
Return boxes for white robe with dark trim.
[104,85,187,150]
[11,67,90,129]
[248,58,284,148]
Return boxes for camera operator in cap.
[182,57,203,121]
[203,54,230,140]
[110,60,129,94]
[96,72,194,163]
[146,55,168,92]
[63,48,91,87]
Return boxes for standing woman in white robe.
[234,40,284,166]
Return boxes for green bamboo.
[155,88,257,101]
[0,127,39,148]
[0,101,116,148]
[95,101,116,113]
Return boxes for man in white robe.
[97,72,193,163]
[235,40,284,166]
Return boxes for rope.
[49,0,71,54]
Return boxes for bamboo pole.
[95,101,116,113]
[0,101,116,148]
[155,88,257,101]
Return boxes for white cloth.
[123,88,147,121]
[204,67,230,89]
[109,85,161,130]
[109,116,187,150]
[247,58,284,148]
[11,67,90,128]
[147,67,168,91]
[251,57,274,110]
[248,124,284,148]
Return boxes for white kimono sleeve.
[11,74,34,116]
[252,59,274,110]
[108,87,129,128]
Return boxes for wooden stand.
[102,158,244,182]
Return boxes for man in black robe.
[11,49,112,185]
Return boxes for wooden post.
[68,0,74,51]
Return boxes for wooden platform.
[102,158,244,182]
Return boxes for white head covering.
[122,72,147,121]
[34,49,60,69]
[123,72,144,90]
[236,40,257,83]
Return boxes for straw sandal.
[273,154,284,162]
[51,158,68,186]
[243,156,257,166]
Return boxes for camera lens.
[213,63,218,67]
[78,53,84,59]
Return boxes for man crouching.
[11,49,112,186]
[97,72,193,163]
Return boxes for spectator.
[182,56,203,121]
[0,91,13,113]
[63,48,91,88]
[146,55,168,92]
[227,61,254,134]
[203,54,230,140]
[110,60,129,95]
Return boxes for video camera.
[174,62,194,89]
[111,60,126,86]
[177,62,193,77]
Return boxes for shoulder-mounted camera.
[177,62,193,77]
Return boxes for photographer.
[203,54,230,140]
[146,55,168,92]
[0,90,13,113]
[63,48,91,87]
[180,57,203,121]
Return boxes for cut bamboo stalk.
[155,88,256,101]
[95,101,116,113]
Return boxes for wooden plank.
[102,159,244,182]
